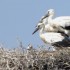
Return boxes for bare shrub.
[0,43,70,70]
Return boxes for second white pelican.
[32,22,70,47]
[40,9,70,36]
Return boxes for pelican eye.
[38,25,40,28]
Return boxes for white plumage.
[32,22,70,47]
[41,9,70,36]
[40,32,64,44]
[32,9,70,48]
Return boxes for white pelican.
[40,9,70,36]
[32,22,70,47]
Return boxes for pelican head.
[32,23,45,34]
[41,9,54,20]
[47,9,54,17]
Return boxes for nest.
[0,45,70,70]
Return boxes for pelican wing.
[40,32,65,44]
[53,16,70,29]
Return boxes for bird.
[40,9,70,36]
[32,22,70,48]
